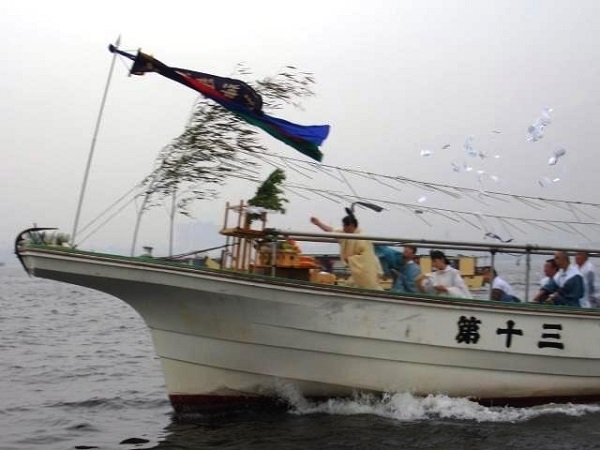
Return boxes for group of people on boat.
[310,211,474,298]
[532,251,598,308]
[310,210,598,308]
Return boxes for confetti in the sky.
[464,135,478,157]
[526,107,553,142]
[548,147,567,165]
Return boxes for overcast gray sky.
[2,0,600,261]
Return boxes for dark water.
[2,266,600,450]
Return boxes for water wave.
[44,395,170,411]
[281,387,600,423]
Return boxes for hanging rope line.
[75,145,600,244]
[240,150,600,210]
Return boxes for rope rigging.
[76,147,600,245]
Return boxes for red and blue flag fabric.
[109,45,329,161]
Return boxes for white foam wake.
[276,386,600,423]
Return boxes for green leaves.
[140,65,317,216]
[248,169,288,214]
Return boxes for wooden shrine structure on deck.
[219,201,325,282]
[219,200,267,271]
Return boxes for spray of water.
[276,386,600,423]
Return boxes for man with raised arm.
[310,213,383,290]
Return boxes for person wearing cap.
[310,213,383,290]
[416,250,472,299]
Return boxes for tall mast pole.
[169,190,176,256]
[70,35,121,247]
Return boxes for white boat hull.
[18,246,600,412]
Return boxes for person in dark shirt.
[533,258,559,303]
[538,252,584,307]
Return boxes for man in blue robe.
[540,251,584,307]
[375,245,421,293]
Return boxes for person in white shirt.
[574,251,595,308]
[417,250,472,299]
[483,268,519,302]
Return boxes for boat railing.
[252,228,600,302]
[265,228,600,256]
[17,224,599,303]
[217,202,600,301]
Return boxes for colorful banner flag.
[109,45,329,161]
